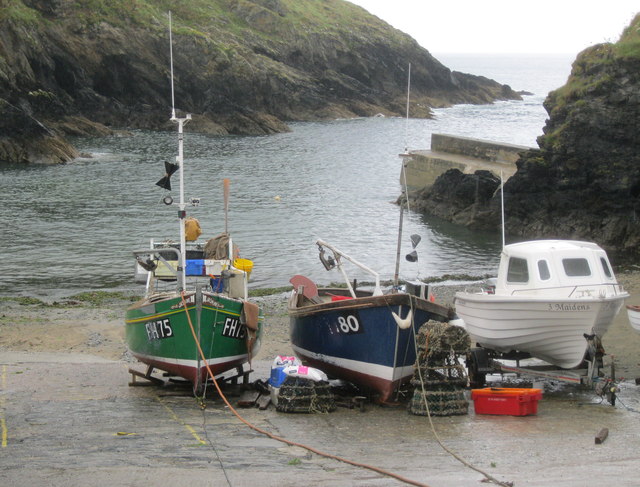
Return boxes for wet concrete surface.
[1,352,640,487]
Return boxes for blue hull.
[289,289,450,401]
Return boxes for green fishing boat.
[125,236,263,390]
[125,16,262,390]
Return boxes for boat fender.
[392,309,413,329]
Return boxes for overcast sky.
[348,0,639,55]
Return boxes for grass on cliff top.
[1,0,405,45]
[616,12,640,58]
[541,12,639,136]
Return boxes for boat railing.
[133,247,184,291]
[316,239,383,297]
[509,283,626,298]
[137,253,252,299]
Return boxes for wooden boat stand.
[128,365,166,387]
[128,364,253,389]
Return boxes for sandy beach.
[1,274,640,487]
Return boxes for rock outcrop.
[411,169,500,229]
[413,14,640,261]
[0,0,520,164]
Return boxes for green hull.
[125,290,262,385]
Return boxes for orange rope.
[180,292,432,487]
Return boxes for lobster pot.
[275,376,336,414]
[416,321,471,356]
[409,384,469,416]
[409,320,471,417]
[411,362,468,388]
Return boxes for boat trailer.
[466,334,618,406]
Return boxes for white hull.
[626,305,640,334]
[455,293,626,369]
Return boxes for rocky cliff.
[0,0,520,164]
[413,14,640,261]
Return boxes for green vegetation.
[615,13,640,58]
[0,0,41,23]
[249,286,291,297]
[0,291,137,308]
[66,290,138,305]
[0,296,47,306]
[1,0,404,46]
[540,13,639,145]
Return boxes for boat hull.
[125,290,262,386]
[626,305,640,334]
[289,291,450,402]
[455,293,625,369]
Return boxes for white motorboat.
[625,305,640,334]
[455,240,628,369]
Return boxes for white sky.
[348,0,639,55]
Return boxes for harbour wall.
[400,133,532,191]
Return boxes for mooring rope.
[410,314,513,487]
[180,292,433,487]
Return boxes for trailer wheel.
[467,348,487,388]
[607,384,617,407]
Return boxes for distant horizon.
[432,52,577,56]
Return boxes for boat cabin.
[493,240,620,297]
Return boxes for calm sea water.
[0,54,573,298]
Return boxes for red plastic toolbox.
[471,388,542,416]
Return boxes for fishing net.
[275,376,336,414]
[204,233,239,260]
[409,320,471,416]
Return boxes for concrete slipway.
[1,351,639,487]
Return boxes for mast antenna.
[169,11,176,119]
[404,63,411,153]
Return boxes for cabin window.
[537,260,551,281]
[562,258,591,277]
[600,257,613,278]
[507,257,529,283]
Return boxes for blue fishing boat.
[288,240,452,402]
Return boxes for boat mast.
[403,63,411,153]
[500,170,505,249]
[394,63,412,289]
[169,11,191,290]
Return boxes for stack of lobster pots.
[409,320,470,416]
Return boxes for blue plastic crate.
[269,367,288,387]
[186,259,205,276]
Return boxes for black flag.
[156,161,179,190]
